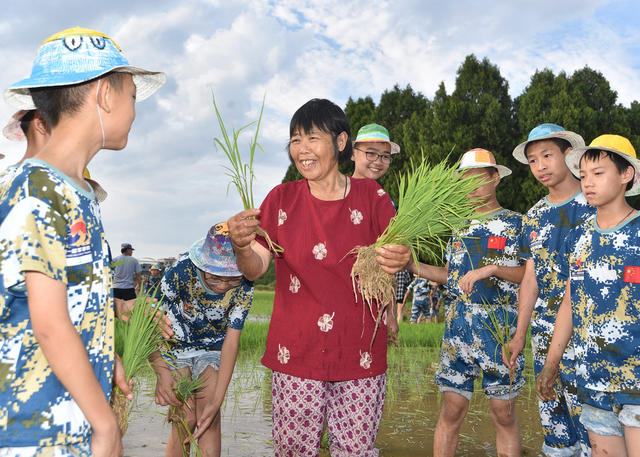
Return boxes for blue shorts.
[579,388,640,436]
[163,348,221,379]
[410,300,429,322]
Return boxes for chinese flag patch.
[487,236,506,250]
[623,266,640,283]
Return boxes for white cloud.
[0,0,638,259]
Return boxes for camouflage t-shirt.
[0,159,114,447]
[407,277,430,304]
[558,214,640,394]
[520,192,595,325]
[445,208,523,307]
[161,254,253,355]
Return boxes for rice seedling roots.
[111,386,129,435]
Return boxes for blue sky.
[1,0,638,259]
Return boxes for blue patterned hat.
[189,223,242,277]
[512,123,585,164]
[4,27,166,109]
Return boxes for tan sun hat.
[458,148,511,178]
[83,168,108,202]
[565,134,640,196]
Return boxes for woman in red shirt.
[227,99,409,456]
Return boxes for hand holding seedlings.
[228,208,262,250]
[375,244,411,274]
[113,354,133,402]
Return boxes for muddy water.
[124,350,545,456]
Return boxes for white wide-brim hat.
[4,27,166,109]
[566,134,640,196]
[512,123,584,164]
[458,148,511,178]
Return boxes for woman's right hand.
[228,209,261,250]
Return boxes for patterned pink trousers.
[271,371,386,457]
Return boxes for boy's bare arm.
[503,259,538,367]
[536,281,573,401]
[26,271,121,457]
[409,261,448,285]
[192,327,242,439]
[459,264,526,293]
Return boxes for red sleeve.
[371,182,396,237]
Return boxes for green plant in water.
[212,91,283,254]
[351,156,484,347]
[167,370,205,457]
[111,286,166,434]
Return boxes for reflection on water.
[125,349,544,456]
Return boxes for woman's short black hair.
[288,98,352,163]
[581,149,635,191]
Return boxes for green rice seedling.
[212,91,283,254]
[167,371,205,457]
[111,287,165,434]
[351,158,483,346]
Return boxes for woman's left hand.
[375,245,411,274]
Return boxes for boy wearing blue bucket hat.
[538,134,640,457]
[0,27,164,456]
[149,223,253,457]
[508,123,593,456]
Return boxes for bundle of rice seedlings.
[351,158,483,346]
[482,294,517,393]
[212,91,283,253]
[111,287,165,434]
[166,372,205,457]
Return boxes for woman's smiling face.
[289,125,345,182]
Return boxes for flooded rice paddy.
[124,347,545,456]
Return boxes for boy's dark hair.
[30,72,127,128]
[19,110,36,135]
[288,98,352,163]
[524,137,572,158]
[581,149,634,191]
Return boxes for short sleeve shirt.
[557,214,640,394]
[0,159,114,447]
[520,192,595,321]
[112,254,141,288]
[445,209,523,306]
[160,254,254,355]
[256,178,396,381]
[407,278,430,304]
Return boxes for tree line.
[282,54,640,213]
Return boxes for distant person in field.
[409,148,526,457]
[228,99,410,457]
[144,264,163,301]
[113,242,142,302]
[150,223,254,457]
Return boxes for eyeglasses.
[354,147,392,164]
[203,275,243,287]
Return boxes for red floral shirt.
[256,178,395,381]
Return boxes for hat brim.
[86,178,108,203]
[566,146,640,196]
[353,139,401,154]
[4,66,166,109]
[512,131,585,164]
[188,237,242,277]
[458,164,512,178]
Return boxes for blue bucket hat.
[4,27,166,109]
[512,123,585,164]
[189,223,242,277]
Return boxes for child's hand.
[91,414,122,457]
[191,401,222,441]
[536,364,559,401]
[154,370,180,407]
[459,265,496,294]
[113,354,133,401]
